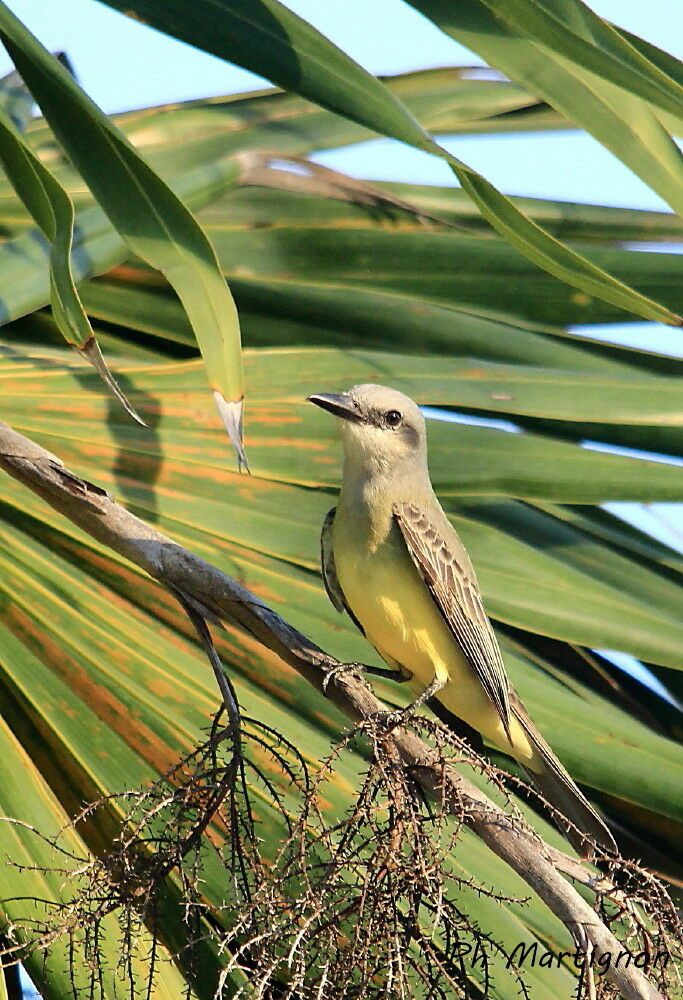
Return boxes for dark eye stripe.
[400,423,420,449]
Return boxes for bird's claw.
[376,707,414,732]
[322,661,364,693]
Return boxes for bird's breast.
[330,491,536,767]
[331,504,533,764]
[332,508,451,682]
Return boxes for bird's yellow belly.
[334,534,533,762]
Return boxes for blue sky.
[3,0,681,210]
[6,2,683,358]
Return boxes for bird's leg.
[381,674,446,730]
[364,664,408,682]
[322,661,406,694]
[321,660,366,693]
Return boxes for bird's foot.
[321,661,364,694]
[375,677,445,731]
[375,705,417,732]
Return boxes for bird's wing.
[320,507,367,636]
[393,501,511,739]
[321,507,345,613]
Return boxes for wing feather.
[321,507,345,613]
[393,501,512,738]
[320,507,367,637]
[511,692,616,852]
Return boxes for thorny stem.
[0,420,670,1000]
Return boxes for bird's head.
[307,383,427,476]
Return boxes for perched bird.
[308,383,615,854]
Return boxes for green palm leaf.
[96,0,682,325]
[0,5,680,996]
[0,2,246,462]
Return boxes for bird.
[308,382,615,855]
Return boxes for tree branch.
[0,421,663,1000]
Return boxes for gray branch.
[0,421,663,1000]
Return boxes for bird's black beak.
[307,392,364,423]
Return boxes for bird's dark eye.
[385,409,402,428]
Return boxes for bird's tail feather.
[429,696,615,855]
[513,705,616,856]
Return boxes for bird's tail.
[512,703,616,856]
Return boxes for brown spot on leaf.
[122,11,149,25]
[5,602,183,774]
[242,580,282,603]
[146,676,177,700]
